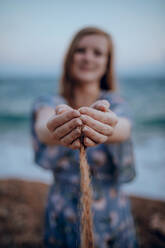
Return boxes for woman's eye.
[75,48,86,53]
[94,50,103,56]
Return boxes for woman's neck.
[73,82,100,109]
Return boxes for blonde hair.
[59,26,117,107]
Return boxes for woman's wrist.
[35,121,59,146]
[105,117,131,144]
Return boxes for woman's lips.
[79,66,94,71]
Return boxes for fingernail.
[58,107,65,112]
[79,108,86,114]
[73,110,80,116]
[80,115,86,121]
[77,119,82,125]
[83,126,87,132]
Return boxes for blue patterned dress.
[31,90,138,248]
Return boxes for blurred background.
[0,0,165,201]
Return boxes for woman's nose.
[83,50,94,61]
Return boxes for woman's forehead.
[76,34,109,51]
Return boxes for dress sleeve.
[101,91,136,184]
[30,95,72,171]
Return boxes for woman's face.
[71,34,109,85]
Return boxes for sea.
[0,76,165,200]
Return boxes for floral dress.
[31,90,138,248]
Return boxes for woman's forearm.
[34,107,59,146]
[35,120,58,146]
[105,117,132,144]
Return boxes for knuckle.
[68,120,75,129]
[83,126,88,134]
[71,110,76,115]
[73,142,80,150]
[85,138,94,147]
[110,113,118,126]
[53,132,59,140]
[56,104,68,113]
[84,137,89,146]
[70,132,76,140]
[76,127,81,134]
[107,126,113,135]
[79,107,88,113]
[73,110,80,116]
[79,107,85,111]
[72,144,79,150]
[67,110,74,117]
[65,110,73,118]
[74,127,81,136]
[61,139,68,146]
[81,115,88,124]
[74,118,82,126]
[109,129,113,136]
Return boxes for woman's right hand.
[47,104,82,149]
[47,100,109,149]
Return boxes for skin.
[71,35,108,85]
[35,34,131,149]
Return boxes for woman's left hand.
[79,100,118,147]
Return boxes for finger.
[53,117,82,139]
[93,104,107,112]
[83,137,96,147]
[55,104,73,115]
[60,127,81,146]
[79,107,118,126]
[69,139,81,150]
[47,110,80,132]
[82,125,108,144]
[80,114,113,136]
[90,100,110,112]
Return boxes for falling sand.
[79,143,94,248]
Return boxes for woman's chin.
[74,75,99,85]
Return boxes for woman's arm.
[34,106,59,146]
[105,117,131,144]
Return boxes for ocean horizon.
[0,75,165,200]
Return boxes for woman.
[31,27,138,248]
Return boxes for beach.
[0,178,165,248]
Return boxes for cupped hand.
[47,100,115,150]
[47,104,82,149]
[79,100,118,147]
[53,101,110,149]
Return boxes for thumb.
[90,100,110,112]
[55,104,73,115]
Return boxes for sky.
[0,0,165,76]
